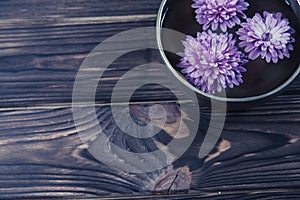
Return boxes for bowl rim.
[156,0,300,103]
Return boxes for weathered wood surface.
[0,101,300,199]
[0,0,182,107]
[0,0,300,199]
[0,0,300,107]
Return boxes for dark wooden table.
[0,0,300,199]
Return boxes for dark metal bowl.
[156,0,300,110]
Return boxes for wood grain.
[0,0,300,199]
[0,0,178,107]
[0,0,299,107]
[0,107,144,198]
[0,100,299,198]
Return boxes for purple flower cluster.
[177,31,248,94]
[237,11,295,63]
[192,0,249,32]
[178,1,296,94]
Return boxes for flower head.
[177,31,248,94]
[192,0,249,32]
[237,11,295,63]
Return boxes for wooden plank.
[88,191,300,199]
[0,0,299,107]
[0,0,160,20]
[0,0,300,199]
[0,107,143,198]
[0,99,299,198]
[0,0,176,107]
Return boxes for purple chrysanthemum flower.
[192,0,249,32]
[177,31,248,94]
[237,11,295,63]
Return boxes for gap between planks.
[74,189,300,200]
[0,100,194,111]
[0,14,157,28]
